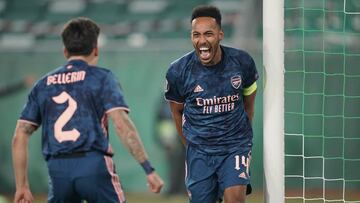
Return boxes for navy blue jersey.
[165,46,258,154]
[19,60,129,158]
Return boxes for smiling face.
[191,17,224,66]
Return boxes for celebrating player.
[12,17,163,203]
[165,5,258,203]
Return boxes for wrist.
[140,160,154,175]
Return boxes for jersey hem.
[164,98,184,104]
[18,119,40,127]
[106,107,130,114]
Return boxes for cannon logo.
[231,75,242,89]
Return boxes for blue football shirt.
[19,60,129,158]
[165,46,258,154]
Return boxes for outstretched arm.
[108,109,148,162]
[168,101,186,145]
[107,109,164,193]
[12,121,37,203]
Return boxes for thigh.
[223,185,247,203]
[75,155,126,203]
[185,145,218,203]
[217,150,252,196]
[47,174,81,203]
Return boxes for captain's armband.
[243,82,257,96]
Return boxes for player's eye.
[205,32,213,37]
[192,33,200,38]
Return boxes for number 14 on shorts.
[234,155,250,178]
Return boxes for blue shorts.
[185,145,252,203]
[46,151,126,203]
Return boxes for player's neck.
[67,55,98,66]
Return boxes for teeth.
[199,47,209,51]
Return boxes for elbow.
[12,131,21,148]
[12,135,22,149]
[12,131,28,150]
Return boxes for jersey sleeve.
[19,86,41,126]
[242,53,259,89]
[164,64,184,103]
[101,71,129,113]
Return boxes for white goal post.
[263,0,284,202]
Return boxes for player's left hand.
[146,172,164,193]
[14,186,34,203]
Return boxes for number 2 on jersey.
[52,91,80,142]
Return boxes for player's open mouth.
[199,47,211,61]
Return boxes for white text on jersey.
[196,94,239,114]
[47,71,86,85]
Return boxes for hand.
[14,186,34,203]
[146,172,164,193]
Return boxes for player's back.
[21,59,128,158]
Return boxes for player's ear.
[94,46,99,57]
[63,47,70,59]
[219,29,224,41]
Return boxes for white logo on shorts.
[187,190,192,199]
[239,172,248,179]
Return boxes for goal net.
[284,0,360,202]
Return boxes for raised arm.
[107,109,164,193]
[168,101,186,145]
[12,121,37,203]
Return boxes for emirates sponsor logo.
[196,94,239,106]
[196,94,239,114]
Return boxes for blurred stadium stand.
[0,0,357,52]
[0,0,260,51]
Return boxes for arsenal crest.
[231,75,242,89]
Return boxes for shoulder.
[87,65,112,75]
[223,46,255,66]
[33,66,64,89]
[168,51,196,75]
[84,65,119,83]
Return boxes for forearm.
[245,108,254,123]
[12,135,29,188]
[169,102,186,145]
[12,122,35,189]
[172,114,186,145]
[109,110,148,163]
[116,126,148,163]
[244,90,257,124]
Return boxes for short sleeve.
[19,87,41,126]
[242,53,259,88]
[164,65,184,103]
[101,71,129,113]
